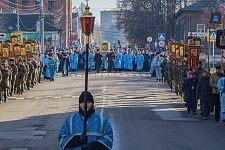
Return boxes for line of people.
[0,56,42,103]
[56,49,154,75]
[160,57,225,124]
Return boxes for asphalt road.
[0,72,225,150]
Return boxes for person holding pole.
[58,91,113,150]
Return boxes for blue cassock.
[88,53,94,70]
[121,53,125,69]
[136,54,144,71]
[217,77,225,121]
[150,56,157,75]
[154,57,163,79]
[114,52,122,69]
[48,58,57,79]
[123,53,133,70]
[58,112,113,150]
[70,54,78,71]
[42,56,49,77]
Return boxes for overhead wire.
[18,15,38,31]
[3,0,41,8]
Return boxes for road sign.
[158,40,165,47]
[188,32,206,37]
[207,30,216,42]
[147,37,152,42]
[0,33,6,38]
[210,31,216,42]
[158,33,166,41]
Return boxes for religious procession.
[0,35,58,103]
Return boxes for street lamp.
[80,3,95,135]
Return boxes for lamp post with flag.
[80,0,95,135]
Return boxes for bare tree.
[0,14,6,32]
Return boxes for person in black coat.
[61,51,70,76]
[94,50,102,73]
[106,49,115,72]
[183,71,198,115]
[197,70,212,120]
[143,51,150,72]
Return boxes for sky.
[73,0,117,24]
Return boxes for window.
[48,1,55,10]
[197,24,205,33]
[22,0,29,9]
[35,0,41,9]
[9,0,16,9]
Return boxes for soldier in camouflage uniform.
[31,56,37,87]
[26,58,34,90]
[172,62,182,96]
[0,61,11,103]
[161,58,168,83]
[9,58,18,96]
[167,59,174,90]
[0,69,2,103]
[23,59,29,91]
[16,59,26,95]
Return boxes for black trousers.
[212,93,221,120]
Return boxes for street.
[0,72,225,150]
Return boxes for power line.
[3,0,41,8]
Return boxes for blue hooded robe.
[135,54,144,71]
[58,112,113,150]
[114,52,122,69]
[217,77,225,121]
[70,53,78,71]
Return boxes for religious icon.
[2,48,9,58]
[190,48,198,57]
[14,46,21,56]
[21,47,26,56]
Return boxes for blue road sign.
[158,33,166,41]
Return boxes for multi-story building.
[0,0,72,48]
[100,10,126,48]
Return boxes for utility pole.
[17,8,19,31]
[40,0,45,55]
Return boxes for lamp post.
[80,2,95,135]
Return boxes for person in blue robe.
[121,51,126,70]
[70,51,79,72]
[150,55,157,76]
[114,50,122,72]
[135,51,144,71]
[123,50,133,71]
[217,77,225,124]
[58,91,113,150]
[47,55,57,81]
[154,55,164,81]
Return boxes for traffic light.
[216,30,225,49]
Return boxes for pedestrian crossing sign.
[207,30,216,42]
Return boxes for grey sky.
[73,0,117,24]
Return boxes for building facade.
[0,0,72,48]
[100,10,127,48]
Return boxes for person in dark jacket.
[94,50,102,73]
[197,70,212,120]
[183,71,198,115]
[61,51,70,76]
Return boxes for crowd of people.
[1,47,225,125]
[0,56,42,103]
[158,56,225,125]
